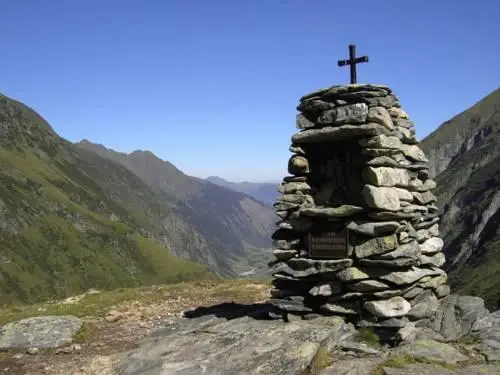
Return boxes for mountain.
[75,143,276,277]
[421,87,500,310]
[205,176,279,206]
[0,93,215,304]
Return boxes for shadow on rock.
[183,301,279,321]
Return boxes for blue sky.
[1,1,499,182]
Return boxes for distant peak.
[206,176,228,182]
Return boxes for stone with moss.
[0,315,82,349]
[354,234,398,258]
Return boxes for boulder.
[116,314,361,375]
[354,234,398,258]
[347,279,391,292]
[420,252,446,268]
[272,249,297,260]
[316,103,368,126]
[359,134,402,149]
[288,145,306,155]
[275,258,353,278]
[366,106,394,130]
[295,113,315,129]
[362,167,409,187]
[396,339,469,364]
[418,274,447,289]
[366,156,406,168]
[308,282,343,297]
[358,257,418,268]
[346,220,401,237]
[320,300,360,315]
[377,266,444,286]
[407,290,439,319]
[273,239,300,250]
[0,315,82,349]
[288,155,310,175]
[296,98,336,113]
[364,95,398,108]
[374,240,420,260]
[364,297,411,318]
[401,144,429,163]
[277,218,313,232]
[278,181,311,194]
[358,316,409,328]
[420,237,444,254]
[388,107,410,119]
[432,295,490,341]
[435,285,451,298]
[362,185,401,211]
[395,187,414,201]
[336,267,370,282]
[321,358,382,375]
[474,310,500,361]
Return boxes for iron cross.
[337,44,369,84]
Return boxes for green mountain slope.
[0,93,214,305]
[76,141,276,276]
[421,87,500,310]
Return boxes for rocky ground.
[0,281,270,375]
[0,280,499,375]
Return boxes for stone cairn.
[269,84,449,338]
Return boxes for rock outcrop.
[114,297,500,374]
[269,84,448,337]
[420,88,500,310]
[2,290,500,374]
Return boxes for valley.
[1,87,499,309]
[0,93,275,305]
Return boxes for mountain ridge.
[421,87,500,309]
[75,140,276,277]
[0,92,215,304]
[205,176,279,206]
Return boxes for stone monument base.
[270,84,448,336]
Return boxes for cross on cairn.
[337,44,368,84]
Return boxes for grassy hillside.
[76,141,276,277]
[0,93,213,305]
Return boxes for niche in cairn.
[303,142,365,207]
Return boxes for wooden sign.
[308,226,349,259]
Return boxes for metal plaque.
[308,226,349,259]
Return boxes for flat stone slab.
[108,299,500,374]
[0,315,82,349]
[433,294,490,341]
[364,297,411,318]
[346,220,401,237]
[291,123,392,143]
[383,364,499,375]
[383,364,455,375]
[396,339,469,364]
[115,313,356,375]
[300,205,364,218]
[320,358,382,374]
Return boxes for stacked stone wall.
[270,84,449,330]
